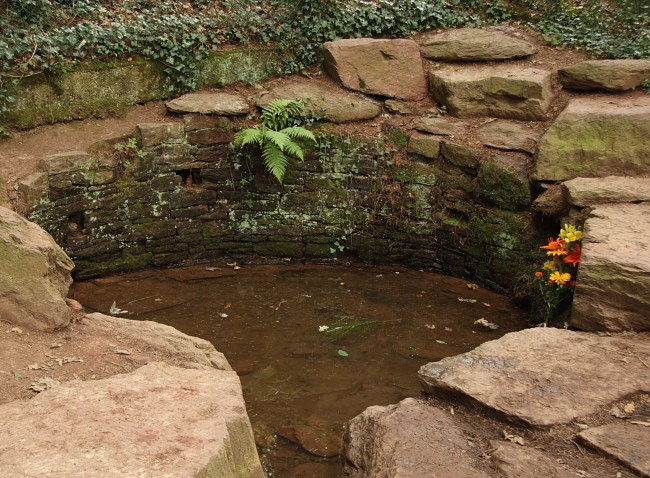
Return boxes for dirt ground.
[0,26,647,477]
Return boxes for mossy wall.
[19,118,538,292]
[1,47,291,130]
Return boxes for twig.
[571,439,585,456]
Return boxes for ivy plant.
[233,99,316,183]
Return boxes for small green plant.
[533,224,583,325]
[318,315,381,342]
[642,79,650,94]
[114,137,147,171]
[233,99,316,183]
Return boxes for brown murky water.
[70,263,528,477]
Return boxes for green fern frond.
[264,130,292,151]
[261,99,305,130]
[262,143,289,182]
[282,126,316,143]
[233,127,263,147]
[283,141,305,161]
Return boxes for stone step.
[418,328,650,427]
[559,59,650,92]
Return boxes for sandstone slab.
[490,441,575,478]
[578,423,650,477]
[0,206,74,331]
[138,122,185,147]
[343,398,489,478]
[477,120,540,154]
[559,59,650,91]
[571,203,650,331]
[420,28,536,61]
[407,132,443,159]
[430,66,553,120]
[563,176,650,207]
[323,38,428,100]
[256,80,381,123]
[418,328,650,427]
[166,92,250,115]
[534,95,650,181]
[413,116,468,137]
[0,362,264,478]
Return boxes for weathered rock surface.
[559,59,650,91]
[531,184,568,216]
[85,312,231,370]
[412,116,468,137]
[478,155,531,210]
[430,66,553,120]
[441,141,481,172]
[0,206,74,331]
[0,362,264,478]
[256,80,381,123]
[419,28,537,61]
[571,203,650,332]
[323,38,428,100]
[418,328,650,427]
[578,423,650,477]
[385,99,433,116]
[166,92,250,115]
[534,95,650,181]
[343,398,489,478]
[477,120,540,154]
[407,132,443,159]
[563,176,650,207]
[490,441,575,478]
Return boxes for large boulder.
[323,38,428,100]
[256,80,381,123]
[0,206,74,331]
[419,28,537,61]
[429,66,553,121]
[343,398,490,478]
[418,328,650,427]
[559,59,650,91]
[0,362,264,478]
[533,95,650,181]
[571,203,650,332]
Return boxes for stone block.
[17,172,49,210]
[441,142,481,172]
[407,132,443,159]
[563,176,650,207]
[39,151,96,175]
[477,155,531,210]
[430,66,553,121]
[559,59,650,91]
[138,122,185,147]
[166,92,250,115]
[419,28,536,61]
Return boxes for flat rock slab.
[578,423,650,477]
[490,441,575,478]
[0,362,264,478]
[560,59,650,91]
[563,176,650,207]
[412,116,468,137]
[418,328,650,427]
[166,92,250,115]
[343,398,490,478]
[477,120,540,154]
[571,203,650,332]
[429,66,553,121]
[0,206,74,331]
[323,38,428,100]
[420,28,536,61]
[256,80,381,123]
[533,95,650,181]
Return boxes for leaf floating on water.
[424,324,436,329]
[474,318,500,330]
[205,267,218,271]
[219,313,229,318]
[337,349,349,357]
[457,297,477,303]
[435,340,447,345]
[109,301,128,315]
[466,283,479,290]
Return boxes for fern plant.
[233,99,316,183]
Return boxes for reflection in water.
[70,263,527,477]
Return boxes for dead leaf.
[28,363,42,370]
[630,421,650,427]
[57,356,83,366]
[6,327,23,335]
[503,430,525,445]
[114,349,131,355]
[29,377,60,393]
[623,402,635,414]
[50,342,62,349]
[458,297,477,303]
[466,283,479,290]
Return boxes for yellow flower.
[549,271,572,285]
[543,260,557,270]
[559,224,583,243]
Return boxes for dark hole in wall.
[176,169,203,187]
[67,212,84,238]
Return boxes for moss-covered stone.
[478,156,531,211]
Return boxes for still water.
[70,263,527,477]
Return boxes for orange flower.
[540,237,568,256]
[535,271,544,277]
[563,243,581,267]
